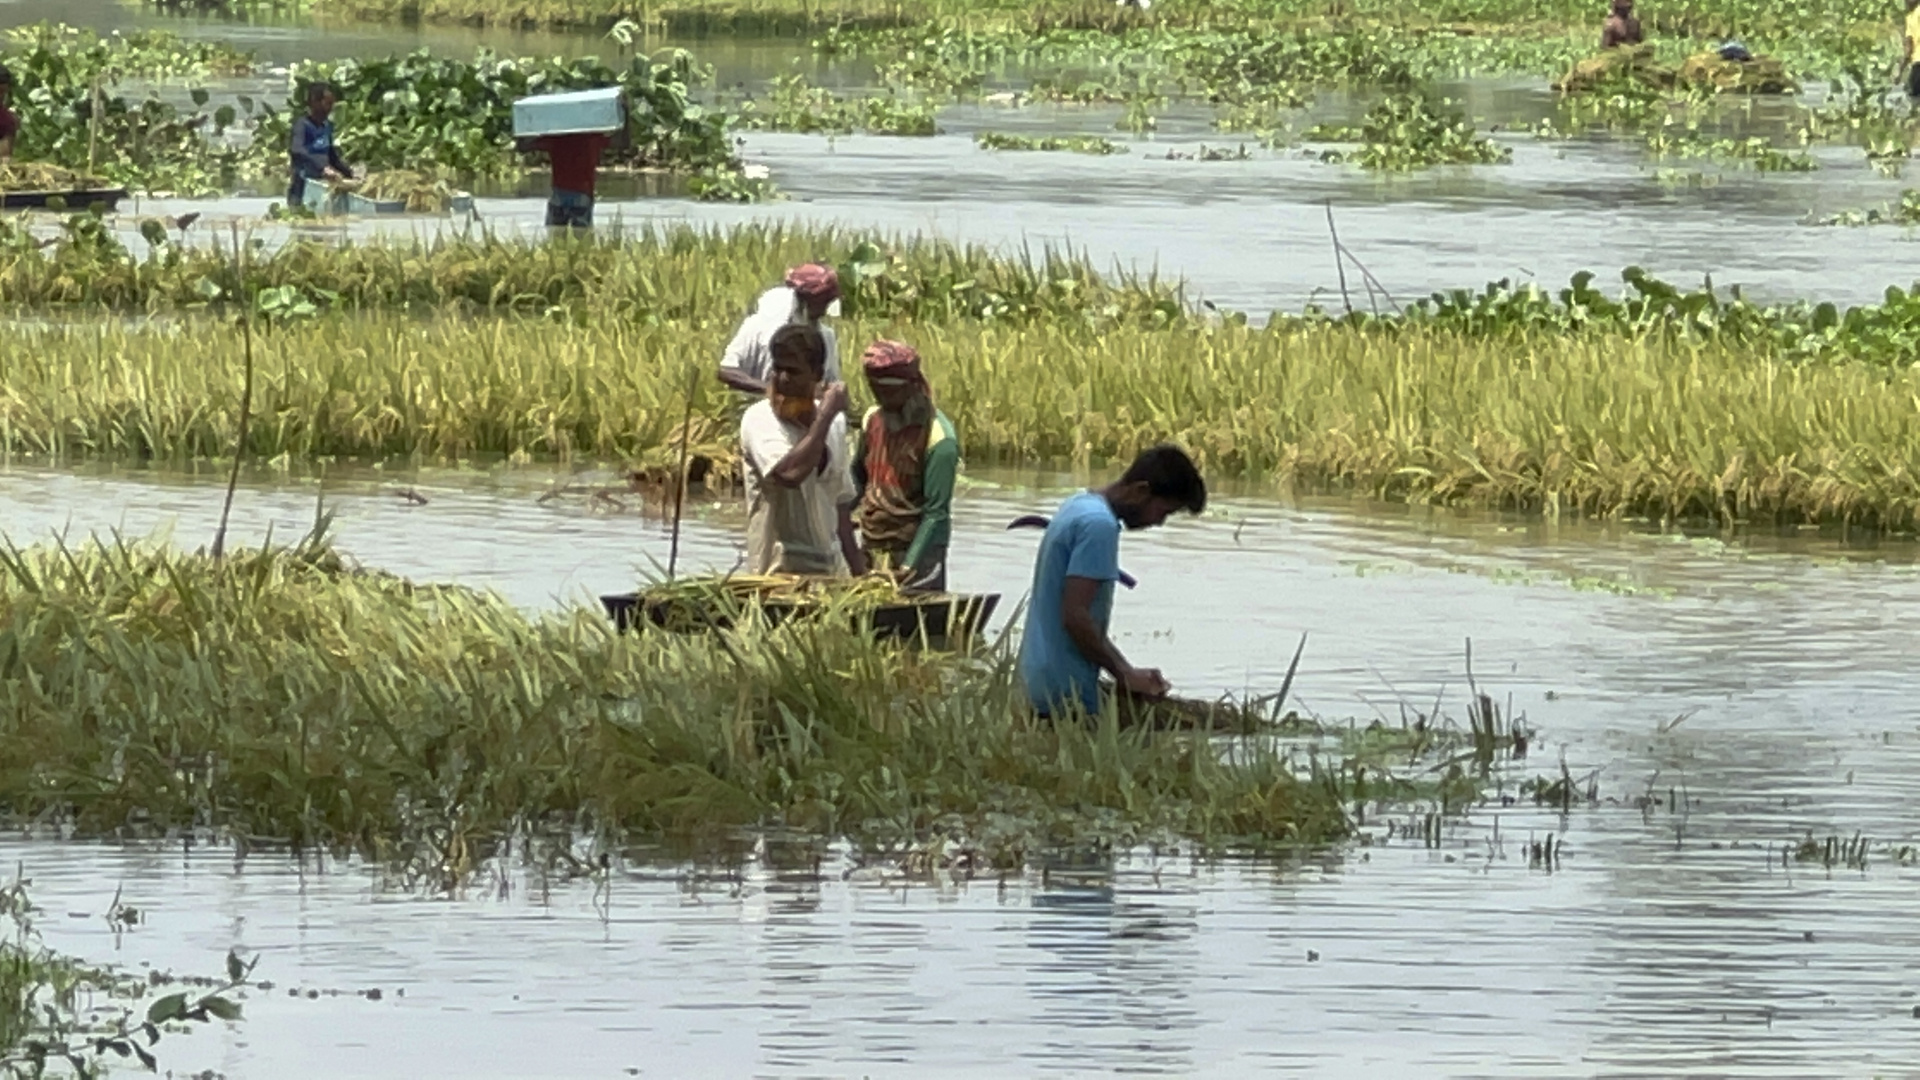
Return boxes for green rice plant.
[12,302,1920,528]
[0,530,1510,867]
[0,221,1186,325]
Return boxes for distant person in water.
[288,81,352,207]
[1601,0,1644,48]
[522,98,624,230]
[532,129,612,229]
[1904,0,1920,97]
[0,65,18,161]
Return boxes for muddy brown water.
[4,462,1920,1075]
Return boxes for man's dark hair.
[0,64,14,88]
[768,323,828,377]
[304,81,333,108]
[1120,444,1206,515]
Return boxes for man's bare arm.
[1061,576,1167,698]
[718,368,767,395]
[765,384,848,487]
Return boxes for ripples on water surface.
[5,464,1920,1074]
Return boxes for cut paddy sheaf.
[0,530,1526,878]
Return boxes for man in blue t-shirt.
[1018,445,1207,717]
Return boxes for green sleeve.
[904,429,958,572]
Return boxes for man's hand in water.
[1121,667,1170,700]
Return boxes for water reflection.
[1026,862,1200,1075]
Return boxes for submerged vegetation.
[2,24,266,195]
[273,48,738,177]
[974,131,1124,155]
[737,73,939,136]
[0,531,1516,867]
[1309,95,1511,170]
[0,877,248,1077]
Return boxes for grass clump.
[1310,94,1511,170]
[0,530,1481,869]
[975,131,1126,154]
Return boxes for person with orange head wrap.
[851,339,959,591]
[718,263,843,397]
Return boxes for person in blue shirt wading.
[288,82,353,207]
[1018,445,1206,718]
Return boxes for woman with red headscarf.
[718,263,843,397]
[852,340,959,591]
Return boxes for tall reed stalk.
[210,226,254,559]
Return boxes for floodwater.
[11,6,1920,1075]
[98,97,1920,317]
[30,1,1920,314]
[5,463,1920,1075]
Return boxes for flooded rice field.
[104,110,1920,318]
[11,5,1920,1073]
[32,0,1920,315]
[109,99,1920,314]
[5,463,1920,1075]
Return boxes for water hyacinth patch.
[264,48,738,177]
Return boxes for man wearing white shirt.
[739,323,867,576]
[718,263,842,396]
